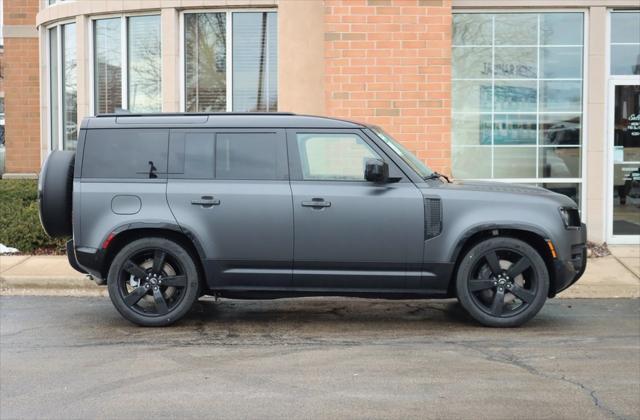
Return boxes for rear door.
[287,129,424,290]
[166,129,293,289]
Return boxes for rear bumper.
[551,223,587,296]
[67,240,105,281]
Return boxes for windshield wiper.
[424,172,451,183]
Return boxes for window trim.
[451,9,589,217]
[88,11,162,116]
[178,8,278,113]
[46,19,76,153]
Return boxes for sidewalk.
[1,246,638,297]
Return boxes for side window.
[215,132,280,180]
[296,133,380,181]
[82,129,168,179]
[169,132,216,179]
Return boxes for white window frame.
[88,11,162,116]
[605,9,640,245]
[46,19,75,153]
[179,8,278,113]
[451,9,589,217]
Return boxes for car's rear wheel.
[456,237,549,327]
[107,237,200,327]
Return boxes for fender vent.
[424,197,442,239]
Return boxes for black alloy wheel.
[456,237,549,327]
[107,238,200,327]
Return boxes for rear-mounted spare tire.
[39,151,75,238]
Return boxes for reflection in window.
[49,23,77,151]
[452,12,584,205]
[610,12,640,76]
[94,18,122,114]
[297,134,379,181]
[184,12,279,112]
[62,23,77,150]
[49,26,59,151]
[128,16,161,112]
[232,12,277,112]
[184,13,227,112]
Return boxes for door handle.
[301,198,331,208]
[191,196,221,207]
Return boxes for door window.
[296,133,380,181]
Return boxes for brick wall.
[3,0,40,174]
[324,0,452,174]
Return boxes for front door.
[166,129,293,288]
[287,129,425,290]
[609,83,640,242]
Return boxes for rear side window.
[82,129,168,179]
[215,133,280,180]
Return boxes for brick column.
[3,0,41,176]
[324,0,452,174]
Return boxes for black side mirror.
[365,158,389,183]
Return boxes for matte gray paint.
[70,114,586,297]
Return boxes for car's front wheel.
[107,237,200,327]
[456,237,549,327]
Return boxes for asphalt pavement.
[1,296,639,419]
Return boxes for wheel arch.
[447,224,556,298]
[99,224,209,290]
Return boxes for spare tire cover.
[38,151,75,237]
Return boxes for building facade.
[1,0,639,245]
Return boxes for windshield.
[369,126,433,178]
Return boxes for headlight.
[559,207,580,228]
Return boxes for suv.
[39,113,587,327]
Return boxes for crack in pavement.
[453,341,626,420]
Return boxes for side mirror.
[365,158,389,183]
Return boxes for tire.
[38,150,75,237]
[455,237,549,328]
[107,237,200,327]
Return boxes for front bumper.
[551,223,587,296]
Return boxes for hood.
[436,180,551,195]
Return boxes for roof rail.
[95,112,297,118]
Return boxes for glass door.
[609,82,640,241]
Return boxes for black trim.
[66,240,87,274]
[448,222,553,264]
[550,223,587,296]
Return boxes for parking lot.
[1,296,638,419]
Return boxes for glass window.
[232,12,277,112]
[49,26,59,151]
[49,22,77,151]
[184,12,279,112]
[128,16,161,112]
[452,14,492,46]
[82,129,168,179]
[62,23,77,150]
[452,47,492,79]
[215,133,280,180]
[94,18,122,114]
[452,12,584,203]
[610,12,640,76]
[184,13,227,112]
[494,14,537,45]
[541,13,583,45]
[296,133,380,181]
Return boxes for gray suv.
[39,113,587,327]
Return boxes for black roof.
[83,113,366,129]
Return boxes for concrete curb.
[0,275,99,290]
